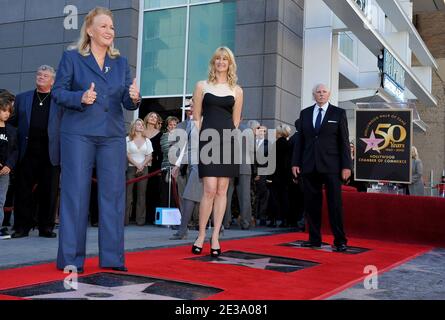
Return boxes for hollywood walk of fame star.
[26,283,182,300]
[360,130,385,153]
[210,256,297,270]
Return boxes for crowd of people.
[0,6,430,271]
[0,73,309,243]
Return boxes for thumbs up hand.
[129,78,140,104]
[81,82,97,105]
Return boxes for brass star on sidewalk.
[27,282,182,300]
[210,256,298,270]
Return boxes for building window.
[339,32,354,62]
[186,2,236,93]
[140,7,187,97]
[139,0,236,120]
[355,0,367,12]
[144,0,187,10]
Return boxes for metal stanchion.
[168,166,171,208]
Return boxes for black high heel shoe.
[210,239,221,258]
[191,238,203,255]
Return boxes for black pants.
[254,176,269,221]
[303,171,347,246]
[146,167,161,224]
[288,178,305,228]
[269,182,289,223]
[14,149,60,232]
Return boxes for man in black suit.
[291,84,352,252]
[10,65,62,238]
[288,118,305,231]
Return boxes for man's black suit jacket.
[252,139,268,177]
[292,104,352,174]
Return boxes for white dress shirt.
[312,102,329,128]
[256,138,265,149]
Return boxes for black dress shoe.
[300,240,321,248]
[333,244,348,252]
[11,229,30,238]
[39,230,57,238]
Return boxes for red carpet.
[0,233,432,300]
[322,189,445,247]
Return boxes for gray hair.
[247,120,260,130]
[411,146,419,160]
[37,65,56,79]
[312,83,330,94]
[276,124,291,138]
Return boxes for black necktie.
[315,107,323,133]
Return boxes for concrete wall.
[235,0,304,131]
[413,11,445,185]
[0,0,139,95]
[413,71,445,186]
[415,11,445,59]
[414,12,445,183]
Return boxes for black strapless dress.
[198,92,239,178]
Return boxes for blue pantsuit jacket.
[52,49,138,269]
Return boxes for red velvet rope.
[3,168,181,214]
[102,167,181,208]
[91,169,162,186]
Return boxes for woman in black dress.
[192,47,243,257]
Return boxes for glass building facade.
[138,0,236,121]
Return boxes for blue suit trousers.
[57,133,126,269]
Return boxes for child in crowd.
[0,89,18,240]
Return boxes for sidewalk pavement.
[0,224,290,270]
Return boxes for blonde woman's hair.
[128,119,145,141]
[208,46,238,89]
[276,124,291,139]
[69,7,120,58]
[411,146,419,160]
[144,112,163,130]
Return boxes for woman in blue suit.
[52,7,140,273]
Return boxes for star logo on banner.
[210,256,294,270]
[360,130,384,153]
[26,283,182,300]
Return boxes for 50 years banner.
[355,109,412,183]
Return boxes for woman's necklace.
[37,91,50,106]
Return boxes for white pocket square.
[328,120,338,123]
